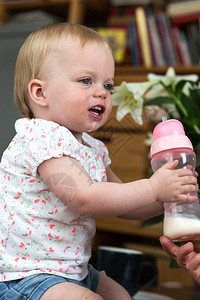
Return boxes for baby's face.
[39,36,115,141]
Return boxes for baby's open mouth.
[89,105,105,116]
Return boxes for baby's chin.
[86,122,104,133]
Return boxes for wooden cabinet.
[114,65,200,85]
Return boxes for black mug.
[97,246,158,296]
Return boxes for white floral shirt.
[0,118,111,281]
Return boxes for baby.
[0,23,198,300]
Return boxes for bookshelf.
[0,0,110,24]
[1,0,200,77]
[106,1,200,68]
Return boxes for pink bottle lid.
[150,119,193,157]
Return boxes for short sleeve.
[15,119,81,176]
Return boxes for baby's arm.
[106,162,197,220]
[101,166,163,219]
[38,156,198,218]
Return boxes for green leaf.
[178,92,200,133]
[142,214,164,227]
[174,80,196,99]
[169,258,181,269]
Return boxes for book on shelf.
[185,23,200,64]
[156,12,180,66]
[146,12,165,66]
[172,26,192,65]
[108,5,136,25]
[98,27,127,65]
[177,29,192,65]
[170,13,200,25]
[128,21,138,66]
[128,20,143,66]
[135,6,152,67]
[166,0,200,17]
[172,26,184,65]
[107,22,132,66]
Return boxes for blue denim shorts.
[0,265,99,299]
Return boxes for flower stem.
[158,81,188,117]
[193,124,200,135]
[175,99,188,118]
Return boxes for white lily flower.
[112,81,154,125]
[146,67,198,99]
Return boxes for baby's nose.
[94,87,107,99]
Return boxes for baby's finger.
[180,185,198,195]
[161,160,178,170]
[175,193,198,203]
[178,175,197,185]
[175,168,194,177]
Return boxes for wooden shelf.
[0,0,110,24]
[3,0,69,9]
[114,65,200,84]
[96,217,162,239]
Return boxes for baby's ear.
[28,79,48,107]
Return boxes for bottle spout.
[162,116,168,122]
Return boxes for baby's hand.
[149,160,198,203]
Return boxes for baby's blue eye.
[80,78,92,85]
[104,83,114,92]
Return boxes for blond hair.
[14,22,112,118]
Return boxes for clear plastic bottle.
[150,119,200,242]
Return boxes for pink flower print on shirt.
[25,126,32,133]
[14,192,21,199]
[75,246,80,255]
[4,175,10,181]
[19,242,25,248]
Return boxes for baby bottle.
[150,118,200,242]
